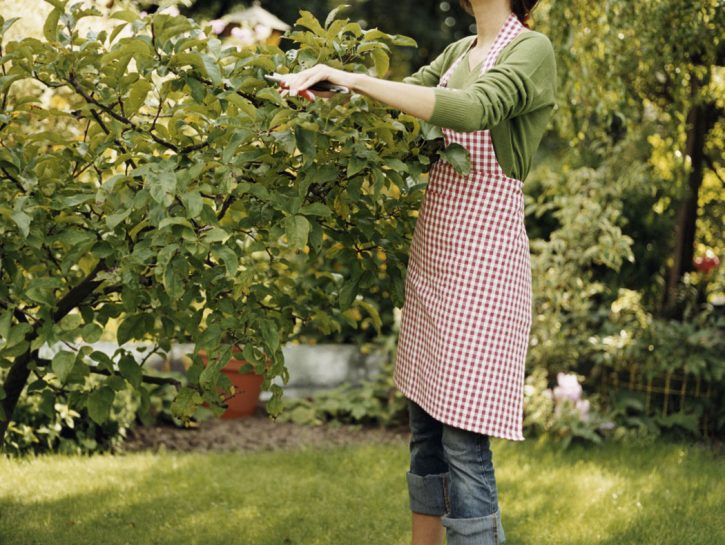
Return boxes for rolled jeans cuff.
[406,470,449,516]
[442,508,506,545]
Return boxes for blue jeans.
[406,398,506,544]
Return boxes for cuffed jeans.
[406,398,506,544]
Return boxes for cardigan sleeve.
[401,39,464,87]
[427,32,557,132]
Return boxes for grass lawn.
[0,435,722,545]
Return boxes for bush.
[0,4,463,448]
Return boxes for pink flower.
[160,5,180,17]
[209,19,226,35]
[575,399,590,421]
[553,372,582,402]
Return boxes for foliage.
[0,2,468,444]
[532,0,723,309]
[0,368,138,456]
[522,366,616,449]
[276,319,408,427]
[186,0,478,78]
[518,0,724,437]
[1,356,187,456]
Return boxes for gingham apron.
[394,13,531,441]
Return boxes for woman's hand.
[279,64,359,101]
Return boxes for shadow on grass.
[0,443,412,545]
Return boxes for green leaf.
[296,10,325,35]
[87,386,115,424]
[108,22,129,44]
[202,227,230,244]
[391,34,417,47]
[109,10,139,23]
[0,310,11,340]
[158,217,193,231]
[187,76,206,103]
[180,190,203,219]
[256,87,286,107]
[358,300,382,335]
[325,4,349,29]
[171,386,203,421]
[25,277,62,306]
[1,17,20,35]
[294,126,317,163]
[200,54,222,85]
[223,129,250,164]
[258,319,280,351]
[212,246,238,278]
[52,350,76,384]
[163,255,186,300]
[106,209,132,229]
[363,29,389,41]
[80,322,104,343]
[149,168,177,204]
[339,280,358,310]
[298,203,332,217]
[125,79,152,116]
[371,48,389,77]
[117,313,147,345]
[225,92,256,118]
[284,215,310,249]
[43,8,62,42]
[119,355,142,389]
[11,211,30,238]
[438,143,471,176]
[347,156,367,177]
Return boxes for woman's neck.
[469,0,513,44]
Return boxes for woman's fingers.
[288,65,330,93]
[279,81,316,102]
[275,65,335,102]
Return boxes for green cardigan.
[402,30,557,181]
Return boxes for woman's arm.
[426,33,557,132]
[281,41,459,119]
[281,33,555,132]
[281,67,438,120]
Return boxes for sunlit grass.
[0,436,722,544]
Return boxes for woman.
[282,1,555,544]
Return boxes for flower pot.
[198,347,265,419]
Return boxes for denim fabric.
[406,398,506,544]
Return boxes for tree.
[0,2,458,446]
[536,0,724,319]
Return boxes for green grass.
[0,436,723,545]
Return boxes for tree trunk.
[0,350,37,447]
[662,92,712,319]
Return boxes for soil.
[119,403,411,454]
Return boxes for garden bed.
[120,403,410,454]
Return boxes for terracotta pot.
[198,347,266,419]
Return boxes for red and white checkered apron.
[395,13,531,441]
